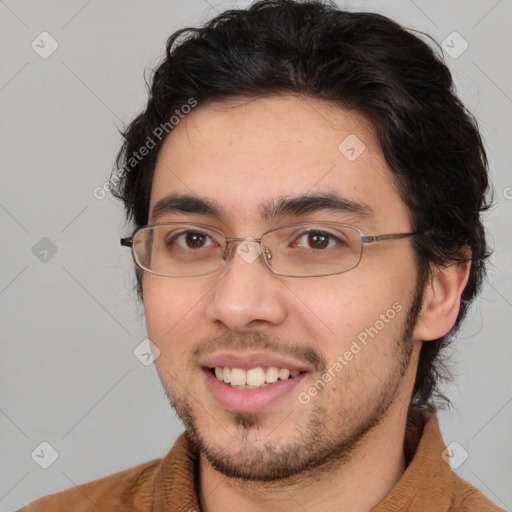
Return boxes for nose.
[206,239,288,332]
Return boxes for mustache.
[192,331,326,372]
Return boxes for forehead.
[149,95,410,229]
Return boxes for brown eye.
[171,231,213,249]
[307,232,329,249]
[185,232,207,248]
[293,231,337,250]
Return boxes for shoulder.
[374,410,504,511]
[17,458,162,512]
[415,412,504,511]
[448,474,504,512]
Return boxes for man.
[21,0,502,510]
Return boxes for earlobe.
[414,251,471,342]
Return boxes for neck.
[197,401,410,512]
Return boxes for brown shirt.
[19,412,502,511]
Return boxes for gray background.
[1,0,511,510]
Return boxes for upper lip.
[200,351,311,372]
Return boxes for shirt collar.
[153,408,449,512]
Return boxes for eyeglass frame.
[120,221,420,278]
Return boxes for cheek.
[288,256,417,346]
[143,278,211,382]
[143,276,206,342]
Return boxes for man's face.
[144,95,424,480]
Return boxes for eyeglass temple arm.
[120,237,133,247]
[361,232,419,244]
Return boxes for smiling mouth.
[210,366,306,389]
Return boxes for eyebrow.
[150,192,373,223]
[150,193,225,222]
[261,192,374,221]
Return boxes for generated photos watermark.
[298,301,403,404]
[93,97,198,200]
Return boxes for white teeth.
[266,366,279,383]
[213,366,301,386]
[247,367,266,387]
[278,368,291,380]
[230,368,247,386]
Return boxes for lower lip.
[204,369,306,414]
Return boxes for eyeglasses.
[120,222,418,278]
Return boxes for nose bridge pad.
[222,239,272,267]
[234,237,262,265]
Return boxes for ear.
[414,248,471,341]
